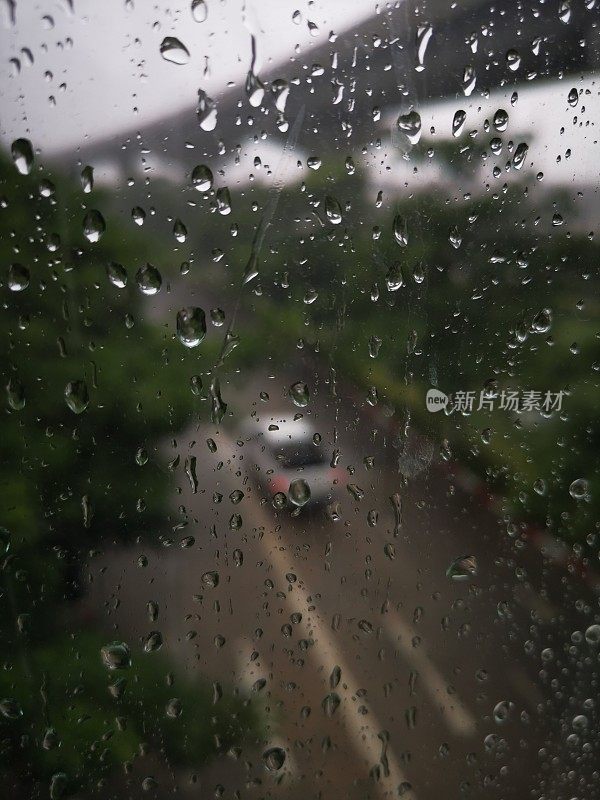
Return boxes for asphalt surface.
[86,374,600,800]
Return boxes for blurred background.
[2,1,600,798]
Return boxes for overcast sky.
[0,0,376,155]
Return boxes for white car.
[239,413,343,507]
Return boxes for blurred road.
[87,372,600,800]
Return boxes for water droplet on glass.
[6,377,25,410]
[396,109,422,145]
[11,138,33,175]
[202,570,219,588]
[177,307,206,348]
[49,773,68,800]
[558,0,572,23]
[569,478,589,500]
[144,631,163,653]
[505,48,521,71]
[83,210,105,243]
[81,165,94,193]
[393,215,408,247]
[245,70,265,107]
[64,380,89,414]
[415,23,432,72]
[531,308,552,333]
[191,0,207,22]
[7,263,29,291]
[325,195,342,225]
[209,376,227,424]
[272,492,287,509]
[493,108,509,132]
[567,87,579,107]
[192,164,213,192]
[289,381,309,407]
[136,264,162,295]
[262,746,286,771]
[101,642,131,670]
[166,697,183,718]
[461,64,476,96]
[512,142,528,170]
[160,36,190,65]
[446,554,477,581]
[493,700,514,724]
[322,692,340,717]
[452,109,466,137]
[584,624,600,645]
[216,187,232,215]
[272,78,290,112]
[107,262,127,289]
[289,478,311,507]
[197,89,217,130]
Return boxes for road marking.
[258,536,415,799]
[381,609,477,737]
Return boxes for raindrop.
[558,0,571,23]
[289,478,311,507]
[289,381,309,407]
[493,700,514,724]
[569,478,589,500]
[6,377,25,410]
[106,262,127,289]
[272,78,290,112]
[0,698,22,720]
[393,215,408,246]
[202,571,219,588]
[322,692,341,717]
[209,376,227,424]
[567,87,579,107]
[531,308,552,333]
[81,165,94,193]
[132,206,145,226]
[396,109,422,145]
[446,555,477,581]
[101,642,131,670]
[262,747,286,771]
[512,142,528,170]
[452,109,466,137]
[216,187,232,215]
[325,195,342,224]
[64,380,89,414]
[143,631,163,653]
[166,697,183,717]
[136,264,162,295]
[7,263,30,292]
[11,138,33,175]
[246,70,265,107]
[493,109,509,131]
[505,49,521,71]
[191,0,208,22]
[197,89,217,130]
[192,164,213,192]
[160,36,190,65]
[415,23,432,72]
[49,773,68,800]
[584,624,600,645]
[461,64,476,96]
[177,307,206,348]
[83,210,105,243]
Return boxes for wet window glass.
[1,1,600,798]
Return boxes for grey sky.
[0,0,376,155]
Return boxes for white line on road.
[259,536,415,799]
[381,608,477,737]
